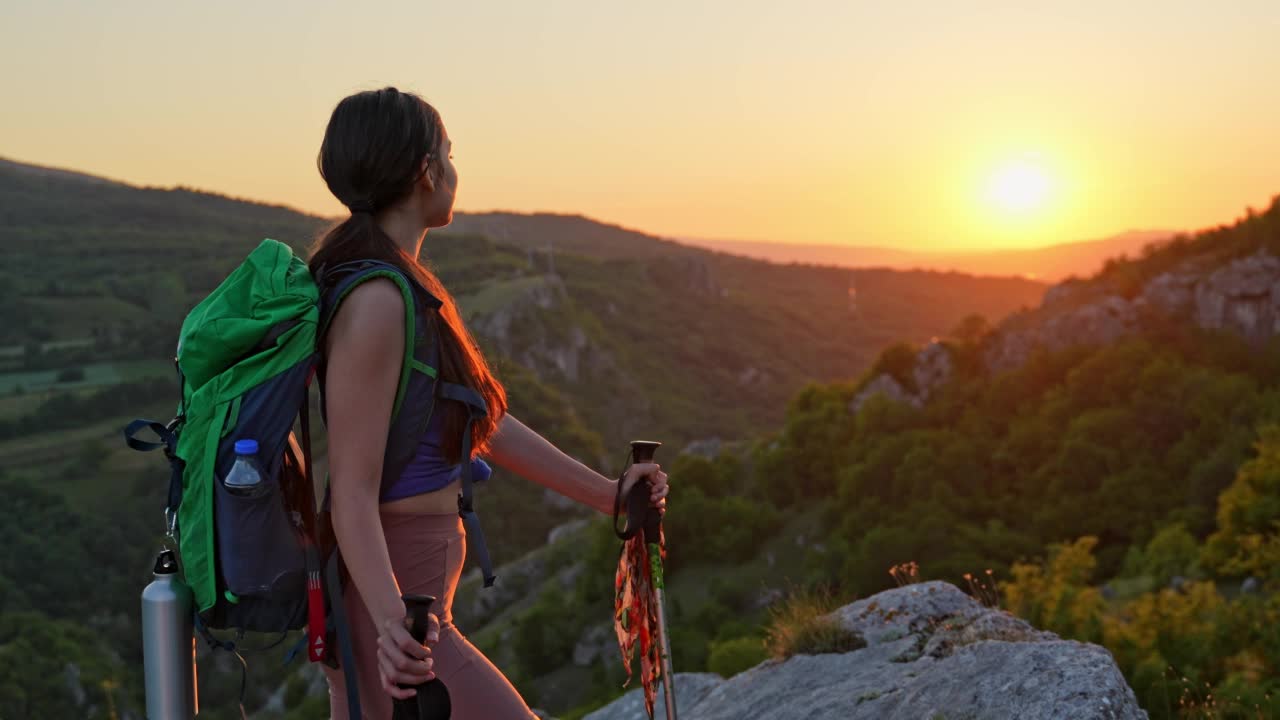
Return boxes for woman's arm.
[485,413,668,516]
[324,279,437,698]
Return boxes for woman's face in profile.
[425,126,457,228]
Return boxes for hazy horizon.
[3,152,1189,268]
[4,1,1279,253]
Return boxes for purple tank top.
[380,408,492,503]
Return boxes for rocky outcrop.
[850,374,919,413]
[864,251,1280,385]
[453,523,589,630]
[912,341,954,397]
[1189,251,1280,342]
[465,275,606,383]
[582,674,725,720]
[991,251,1280,372]
[572,622,616,667]
[849,340,954,413]
[680,437,723,459]
[984,294,1139,372]
[547,518,591,545]
[454,552,547,630]
[583,582,1145,720]
[468,275,569,341]
[646,256,722,297]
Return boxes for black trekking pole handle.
[614,440,662,541]
[393,595,452,720]
[403,594,436,644]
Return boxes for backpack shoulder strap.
[317,260,441,423]
[436,380,497,587]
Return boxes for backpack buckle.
[163,415,183,460]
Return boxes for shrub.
[668,624,711,672]
[708,635,768,678]
[1102,580,1225,706]
[1203,425,1280,582]
[511,586,577,670]
[764,585,865,659]
[1001,536,1105,643]
[1120,523,1201,588]
[662,487,780,570]
[868,342,920,394]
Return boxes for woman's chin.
[428,211,453,229]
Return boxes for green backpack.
[125,238,494,718]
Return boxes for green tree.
[1001,537,1105,643]
[1203,425,1280,582]
[0,612,123,719]
[1134,523,1200,587]
[949,313,991,348]
[1101,582,1227,715]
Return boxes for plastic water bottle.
[224,438,265,497]
[141,549,198,719]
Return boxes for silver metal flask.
[141,549,198,719]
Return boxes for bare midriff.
[379,477,463,514]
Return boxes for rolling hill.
[0,155,1047,456]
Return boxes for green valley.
[0,157,1045,719]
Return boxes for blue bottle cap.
[234,439,259,455]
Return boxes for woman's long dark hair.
[310,87,507,464]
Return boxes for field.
[0,359,171,400]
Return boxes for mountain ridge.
[682,229,1177,282]
[1,154,1166,282]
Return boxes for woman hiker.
[311,87,670,719]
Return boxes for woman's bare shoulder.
[325,277,406,352]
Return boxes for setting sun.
[986,155,1052,216]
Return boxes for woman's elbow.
[329,474,382,524]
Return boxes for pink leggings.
[324,510,537,719]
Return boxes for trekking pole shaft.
[655,585,677,720]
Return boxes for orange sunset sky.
[2,1,1278,251]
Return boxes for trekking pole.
[616,440,677,719]
[391,594,451,720]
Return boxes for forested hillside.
[470,196,1280,718]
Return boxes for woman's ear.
[419,157,435,193]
